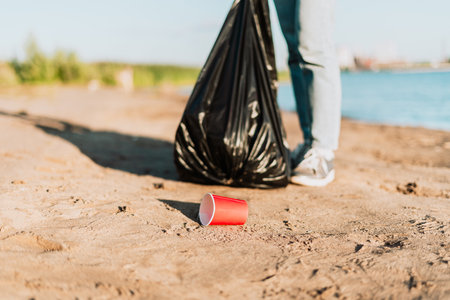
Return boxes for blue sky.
[1,0,449,69]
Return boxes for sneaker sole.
[290,169,335,187]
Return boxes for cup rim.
[198,193,215,226]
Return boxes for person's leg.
[274,0,341,186]
[274,0,341,151]
[273,0,313,148]
[297,0,341,153]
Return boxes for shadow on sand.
[158,199,200,223]
[0,111,178,180]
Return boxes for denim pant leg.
[274,0,341,151]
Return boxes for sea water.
[277,70,450,131]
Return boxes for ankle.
[311,147,334,160]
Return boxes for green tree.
[53,50,83,82]
[12,36,54,83]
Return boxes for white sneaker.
[290,148,335,187]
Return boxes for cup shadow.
[0,111,178,180]
[158,199,200,223]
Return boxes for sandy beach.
[0,86,449,299]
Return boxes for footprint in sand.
[411,215,448,234]
[0,232,63,252]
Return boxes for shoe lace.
[297,148,334,176]
[298,149,322,174]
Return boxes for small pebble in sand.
[11,180,25,184]
[153,183,164,189]
[117,206,127,213]
[397,182,418,195]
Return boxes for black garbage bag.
[174,0,290,188]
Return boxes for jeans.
[274,0,341,151]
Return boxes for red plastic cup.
[198,193,248,225]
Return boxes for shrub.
[53,50,84,83]
[12,37,55,83]
[133,66,155,87]
[0,62,19,86]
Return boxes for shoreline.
[1,84,449,133]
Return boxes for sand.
[0,86,449,299]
